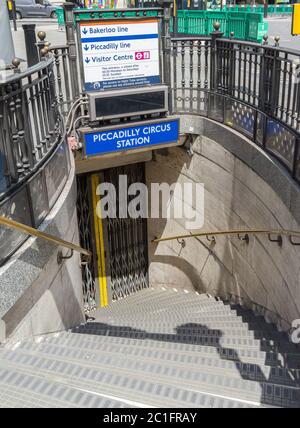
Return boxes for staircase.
[0,287,299,408]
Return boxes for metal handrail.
[0,57,54,85]
[152,229,300,243]
[0,216,91,261]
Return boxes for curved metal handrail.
[152,229,300,243]
[217,37,300,56]
[0,216,91,261]
[0,57,54,85]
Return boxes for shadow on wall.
[147,135,300,326]
[0,156,7,195]
[71,321,300,408]
[147,141,235,296]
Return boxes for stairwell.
[0,287,299,408]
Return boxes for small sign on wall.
[292,4,300,36]
[79,18,161,91]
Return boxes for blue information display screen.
[84,119,180,157]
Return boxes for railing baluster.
[173,41,178,112]
[189,40,194,112]
[197,39,201,112]
[8,90,24,179]
[181,41,186,112]
[62,48,72,114]
[54,48,64,111]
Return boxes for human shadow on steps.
[72,321,300,408]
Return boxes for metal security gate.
[104,163,149,301]
[77,163,149,308]
[77,175,97,311]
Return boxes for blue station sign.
[84,118,180,157]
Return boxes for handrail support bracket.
[57,249,74,265]
[268,233,283,247]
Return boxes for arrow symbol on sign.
[82,28,88,35]
[85,58,90,64]
[84,45,89,51]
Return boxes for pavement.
[10,16,300,67]
[11,18,66,63]
[266,17,300,50]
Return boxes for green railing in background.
[56,7,269,43]
[174,10,268,43]
[223,4,293,14]
[56,8,65,28]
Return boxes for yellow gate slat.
[91,174,108,307]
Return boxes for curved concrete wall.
[147,115,300,331]
[0,146,84,343]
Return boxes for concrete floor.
[266,17,300,50]
[11,15,300,64]
[11,18,66,64]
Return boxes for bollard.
[262,34,268,45]
[210,22,224,92]
[64,2,80,99]
[22,24,39,67]
[12,58,21,74]
[274,35,280,48]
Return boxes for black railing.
[50,34,300,184]
[2,31,299,266]
[171,36,300,184]
[0,58,71,266]
[51,46,75,116]
[0,58,62,193]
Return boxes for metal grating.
[76,175,97,311]
[104,163,149,301]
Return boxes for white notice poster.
[80,19,160,91]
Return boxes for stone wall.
[147,115,300,331]
[0,150,84,343]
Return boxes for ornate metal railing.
[45,30,300,189]
[49,34,300,185]
[0,57,71,266]
[50,45,75,116]
[171,35,300,184]
[0,58,62,192]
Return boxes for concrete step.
[13,338,300,388]
[82,324,297,354]
[1,288,298,408]
[70,324,300,356]
[0,366,135,408]
[0,357,256,408]
[39,330,298,369]
[88,317,285,339]
[1,346,299,408]
[95,311,266,324]
[85,319,287,341]
[91,314,284,336]
[104,287,208,305]
[101,298,229,314]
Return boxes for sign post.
[292,4,300,36]
[73,6,180,159]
